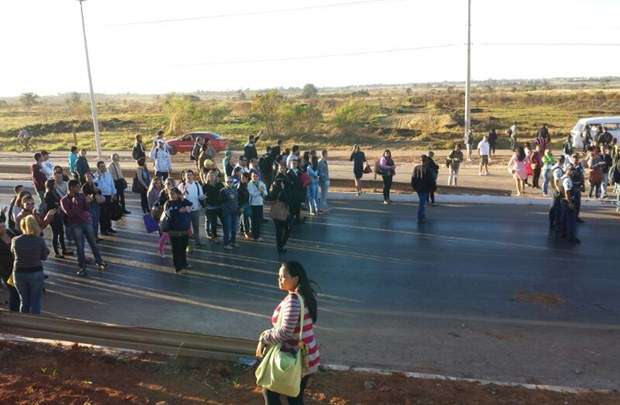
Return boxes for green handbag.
[255,293,306,397]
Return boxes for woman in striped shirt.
[260,261,320,405]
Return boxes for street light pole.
[464,0,472,140]
[78,0,102,160]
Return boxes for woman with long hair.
[259,261,320,405]
[108,153,130,214]
[379,149,396,204]
[349,144,366,196]
[146,177,163,214]
[508,146,528,196]
[306,156,320,215]
[156,178,176,257]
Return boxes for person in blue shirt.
[95,161,117,236]
[68,146,79,180]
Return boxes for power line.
[176,44,460,67]
[108,0,406,27]
[479,42,620,47]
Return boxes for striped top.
[262,292,320,375]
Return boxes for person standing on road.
[287,158,305,226]
[43,180,72,259]
[76,149,91,184]
[30,152,48,213]
[108,153,130,215]
[237,172,252,239]
[305,156,320,215]
[379,149,396,204]
[350,144,367,196]
[560,166,580,243]
[0,221,20,312]
[571,153,585,223]
[190,136,205,163]
[464,130,474,162]
[203,170,224,242]
[477,135,490,176]
[611,158,620,212]
[10,215,49,314]
[135,157,152,214]
[68,146,79,180]
[317,149,330,212]
[530,144,543,189]
[248,171,268,241]
[219,176,239,249]
[179,170,205,248]
[508,146,527,196]
[487,128,498,160]
[536,124,550,153]
[541,148,556,196]
[95,161,117,236]
[244,133,260,161]
[562,134,574,163]
[600,146,613,198]
[81,172,102,239]
[549,156,566,231]
[259,146,276,193]
[271,163,292,253]
[198,139,217,172]
[132,134,146,162]
[411,155,434,224]
[162,187,192,274]
[150,139,172,180]
[427,151,439,205]
[222,150,234,179]
[146,177,163,214]
[447,144,464,186]
[40,151,55,180]
[258,261,320,405]
[581,124,592,153]
[509,122,518,151]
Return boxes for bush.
[331,99,376,135]
[301,84,318,99]
[279,103,322,135]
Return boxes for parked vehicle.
[570,117,620,149]
[167,132,229,154]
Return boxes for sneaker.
[76,268,87,276]
[383,201,389,205]
[244,233,252,240]
[97,262,108,272]
[186,246,193,254]
[159,251,165,258]
[224,245,233,250]
[54,253,64,259]
[123,210,131,214]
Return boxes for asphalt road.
[1,187,619,389]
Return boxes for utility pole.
[464,0,472,141]
[78,0,102,160]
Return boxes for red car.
[168,132,229,154]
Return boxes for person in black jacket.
[237,172,252,238]
[243,133,260,160]
[131,134,146,162]
[426,151,439,205]
[411,155,435,224]
[202,170,224,242]
[0,219,20,311]
[271,163,292,253]
[287,158,306,226]
[44,180,72,258]
[259,146,275,193]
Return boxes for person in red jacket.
[30,152,47,213]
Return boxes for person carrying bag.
[255,261,320,404]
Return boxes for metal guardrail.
[0,310,256,360]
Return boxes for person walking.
[135,157,152,213]
[447,144,464,186]
[379,149,396,204]
[477,135,490,176]
[411,155,434,224]
[581,124,592,153]
[220,176,239,249]
[508,146,528,196]
[108,153,130,215]
[43,180,72,258]
[562,135,574,162]
[317,149,330,212]
[10,215,49,314]
[306,157,320,215]
[191,136,205,163]
[349,145,367,196]
[150,139,172,180]
[161,187,193,274]
[61,180,107,276]
[541,148,556,196]
[259,146,276,193]
[0,221,20,312]
[600,146,613,198]
[427,151,439,205]
[203,170,224,242]
[95,161,117,236]
[248,172,268,241]
[549,156,566,231]
[131,134,146,162]
[258,261,320,405]
[487,128,498,160]
[179,170,205,248]
[287,158,305,225]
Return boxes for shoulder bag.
[270,200,289,221]
[255,293,306,397]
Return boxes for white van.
[570,117,620,149]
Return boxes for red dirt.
[0,341,618,405]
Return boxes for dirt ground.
[0,341,618,405]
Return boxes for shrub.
[279,103,322,135]
[331,99,376,134]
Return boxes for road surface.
[1,188,619,389]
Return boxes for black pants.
[263,375,310,405]
[100,196,113,233]
[205,208,222,239]
[549,194,562,229]
[382,175,393,201]
[170,234,189,271]
[50,215,66,255]
[114,180,127,211]
[532,166,541,188]
[489,142,496,155]
[251,205,264,239]
[273,219,289,250]
[140,191,149,213]
[290,201,302,224]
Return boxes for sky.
[1,0,619,97]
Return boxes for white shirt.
[150,146,172,173]
[477,140,490,156]
[96,171,117,196]
[552,165,564,181]
[248,180,267,206]
[510,125,517,138]
[42,160,54,179]
[179,180,203,211]
[561,175,573,191]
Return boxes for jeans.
[50,214,66,255]
[90,203,100,238]
[307,184,319,213]
[205,208,222,239]
[251,205,264,239]
[263,375,310,405]
[542,167,552,195]
[170,234,189,271]
[382,175,393,201]
[274,219,289,251]
[448,168,459,186]
[319,180,329,209]
[69,222,103,268]
[222,211,238,246]
[601,173,609,197]
[14,271,45,314]
[114,179,127,211]
[190,209,203,245]
[417,191,428,221]
[589,183,601,198]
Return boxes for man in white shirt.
[178,170,205,247]
[40,150,55,179]
[150,139,172,180]
[247,172,268,241]
[95,160,117,235]
[477,135,490,175]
